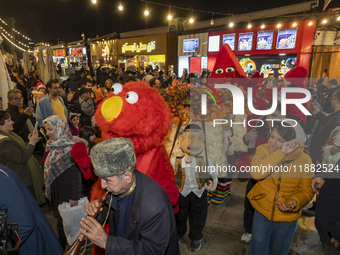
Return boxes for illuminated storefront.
[90,39,118,67]
[66,46,87,68]
[117,34,177,72]
[206,20,316,78]
[177,33,208,77]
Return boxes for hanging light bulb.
[91,0,97,4]
[277,23,282,28]
[189,17,194,24]
[167,14,173,20]
[337,16,340,21]
[144,9,149,16]
[308,21,313,26]
[260,24,265,29]
[247,23,252,29]
[229,22,234,28]
[118,2,123,11]
[292,22,297,27]
[322,19,327,24]
[210,13,214,26]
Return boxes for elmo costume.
[91,81,179,210]
[88,81,179,255]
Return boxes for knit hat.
[284,67,308,88]
[36,82,46,91]
[90,138,136,178]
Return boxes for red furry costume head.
[95,81,172,154]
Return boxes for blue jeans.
[248,210,298,255]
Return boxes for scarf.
[43,115,75,200]
[79,97,94,116]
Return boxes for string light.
[92,0,97,4]
[277,23,282,28]
[210,13,214,25]
[322,19,327,24]
[337,16,340,21]
[260,24,265,29]
[0,18,8,26]
[308,21,313,26]
[189,17,194,24]
[118,2,123,11]
[1,32,28,52]
[229,22,234,28]
[247,23,252,29]
[0,17,32,41]
[144,9,149,16]
[0,26,30,48]
[292,22,297,27]
[167,6,173,21]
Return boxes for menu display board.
[276,28,297,49]
[208,35,220,52]
[256,30,274,50]
[238,32,253,51]
[222,33,236,50]
[183,38,199,53]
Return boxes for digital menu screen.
[238,32,253,51]
[183,38,199,53]
[256,30,274,50]
[276,28,297,49]
[208,35,220,52]
[222,33,236,50]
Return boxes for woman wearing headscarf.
[247,120,314,255]
[0,111,45,205]
[43,115,82,248]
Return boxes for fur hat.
[284,67,308,88]
[90,137,136,178]
[36,82,46,91]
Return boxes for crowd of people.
[0,60,340,255]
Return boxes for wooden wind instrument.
[63,191,109,255]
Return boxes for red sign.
[72,49,83,55]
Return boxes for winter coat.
[0,165,63,255]
[98,170,180,255]
[0,131,46,205]
[310,110,340,164]
[36,94,68,128]
[248,142,314,222]
[6,104,31,142]
[315,159,340,249]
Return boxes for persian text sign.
[122,41,156,53]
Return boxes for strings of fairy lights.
[0,16,50,52]
[0,32,32,52]
[1,2,340,53]
[89,0,340,28]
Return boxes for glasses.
[13,97,23,101]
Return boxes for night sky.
[0,0,330,46]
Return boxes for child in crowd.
[71,125,97,199]
[79,125,97,152]
[69,113,81,136]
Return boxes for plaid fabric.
[43,115,75,200]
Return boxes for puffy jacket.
[247,142,314,222]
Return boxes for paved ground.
[43,178,325,255]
